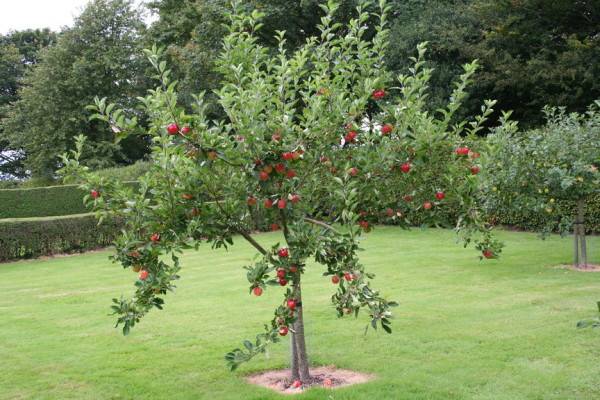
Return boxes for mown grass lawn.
[1,227,599,400]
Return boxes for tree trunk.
[573,199,588,269]
[290,280,311,382]
[577,200,588,269]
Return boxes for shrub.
[88,160,150,182]
[0,213,121,261]
[0,181,138,219]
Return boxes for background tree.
[482,102,600,269]
[384,0,600,127]
[2,0,149,179]
[61,0,500,387]
[145,0,361,115]
[0,29,57,178]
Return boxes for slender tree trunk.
[290,278,310,382]
[290,327,299,380]
[577,200,588,269]
[574,225,580,268]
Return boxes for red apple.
[287,299,296,310]
[253,287,263,296]
[247,196,257,206]
[381,124,393,135]
[423,201,432,210]
[403,194,413,202]
[470,165,480,175]
[386,207,394,217]
[166,123,179,135]
[372,89,386,100]
[90,189,100,199]
[278,248,289,258]
[344,272,353,281]
[282,152,294,161]
[150,233,160,243]
[331,275,340,284]
[292,380,302,388]
[270,223,280,231]
[400,162,411,173]
[345,130,357,143]
[279,278,288,286]
[286,169,296,179]
[139,270,149,280]
[275,163,286,173]
[290,194,300,204]
[359,220,369,230]
[455,147,470,156]
[482,249,494,259]
[272,133,282,142]
[323,378,333,387]
[259,171,269,181]
[435,191,445,200]
[278,198,287,209]
[279,326,289,336]
[264,198,274,208]
[277,268,286,279]
[181,125,191,135]
[348,167,359,176]
[289,265,298,273]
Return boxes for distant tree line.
[0,0,598,180]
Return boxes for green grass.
[1,227,599,399]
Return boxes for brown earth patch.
[246,365,374,394]
[555,264,600,272]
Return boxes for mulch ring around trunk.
[246,365,374,394]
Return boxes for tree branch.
[303,216,339,233]
[238,229,268,255]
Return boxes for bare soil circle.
[246,366,374,394]
[556,264,600,272]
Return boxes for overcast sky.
[0,0,149,34]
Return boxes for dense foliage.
[482,103,600,267]
[1,0,149,179]
[0,213,122,261]
[0,29,57,177]
[2,0,597,181]
[387,0,600,127]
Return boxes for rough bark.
[291,281,311,382]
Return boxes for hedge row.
[0,181,138,219]
[0,213,122,262]
[491,193,600,234]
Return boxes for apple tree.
[61,0,502,385]
[481,103,600,268]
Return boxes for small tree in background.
[62,0,501,386]
[482,103,600,268]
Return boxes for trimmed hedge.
[0,181,138,219]
[491,193,600,234]
[0,184,89,218]
[0,213,122,261]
